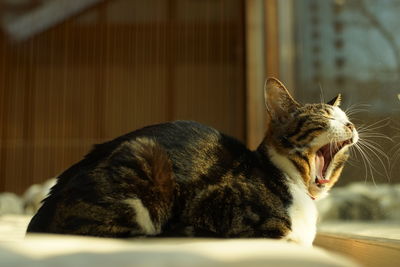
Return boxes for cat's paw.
[285,237,313,247]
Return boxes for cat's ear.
[327,94,342,107]
[264,78,300,120]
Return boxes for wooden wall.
[0,0,246,193]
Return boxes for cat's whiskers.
[392,142,400,173]
[389,124,400,174]
[319,83,325,104]
[351,142,378,185]
[355,117,391,133]
[347,138,363,166]
[358,140,389,172]
[349,128,390,185]
[346,154,359,167]
[344,103,371,117]
[345,112,390,184]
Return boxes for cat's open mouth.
[314,139,352,185]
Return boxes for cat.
[26,78,358,246]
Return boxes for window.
[277,0,400,265]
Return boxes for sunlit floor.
[319,221,400,240]
[0,214,359,267]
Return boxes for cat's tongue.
[315,151,329,184]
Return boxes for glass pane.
[294,0,398,185]
[292,0,400,224]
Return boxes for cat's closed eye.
[26,78,358,247]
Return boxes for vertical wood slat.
[264,0,280,78]
[277,0,295,93]
[245,0,266,149]
[0,0,246,194]
[245,0,281,149]
[0,36,8,191]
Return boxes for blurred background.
[0,0,399,194]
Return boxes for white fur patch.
[265,106,357,246]
[267,147,318,246]
[124,198,159,235]
[285,179,318,246]
[268,147,300,183]
[332,106,349,124]
[330,106,358,141]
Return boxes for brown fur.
[27,78,357,244]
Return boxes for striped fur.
[27,78,357,246]
[262,79,357,201]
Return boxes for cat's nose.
[345,122,354,131]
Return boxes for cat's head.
[261,78,358,200]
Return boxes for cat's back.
[125,120,250,184]
[57,120,225,174]
[26,120,249,235]
[38,120,234,200]
[39,119,245,196]
[88,120,240,168]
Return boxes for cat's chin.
[308,180,330,200]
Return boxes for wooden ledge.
[315,232,400,267]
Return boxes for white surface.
[0,214,360,267]
[0,215,31,242]
[2,235,360,267]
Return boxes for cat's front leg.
[283,219,317,247]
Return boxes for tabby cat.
[27,78,358,246]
